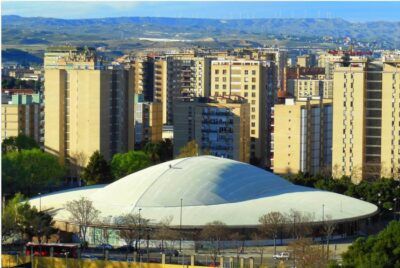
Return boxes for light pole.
[179,198,183,253]
[38,193,42,212]
[65,252,69,268]
[322,204,325,256]
[138,208,142,265]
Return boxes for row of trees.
[63,197,337,265]
[1,135,174,197]
[81,139,173,185]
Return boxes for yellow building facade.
[332,58,400,182]
[210,60,273,164]
[273,98,332,175]
[173,97,250,162]
[44,68,134,165]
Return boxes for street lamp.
[138,208,142,264]
[38,193,42,212]
[65,252,69,268]
[179,198,183,253]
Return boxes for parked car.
[117,245,135,252]
[97,243,113,250]
[273,251,290,260]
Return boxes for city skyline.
[3,1,400,22]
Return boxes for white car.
[273,252,290,260]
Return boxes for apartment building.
[173,96,250,162]
[130,56,155,101]
[151,54,213,125]
[273,98,332,175]
[134,95,163,148]
[287,78,333,99]
[332,57,400,182]
[44,48,134,165]
[210,59,275,165]
[381,56,400,179]
[2,93,42,144]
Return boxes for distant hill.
[2,48,43,65]
[2,15,400,52]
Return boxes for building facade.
[44,49,134,164]
[210,59,275,165]
[134,95,163,148]
[173,96,250,162]
[332,57,400,182]
[273,98,332,175]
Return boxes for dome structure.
[29,156,378,227]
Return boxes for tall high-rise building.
[332,57,400,181]
[130,56,155,101]
[133,95,163,148]
[273,98,332,175]
[44,48,134,165]
[152,54,212,125]
[173,96,250,162]
[380,56,400,179]
[210,59,275,165]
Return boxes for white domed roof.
[29,156,378,226]
[90,156,296,208]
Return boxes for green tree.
[82,151,113,185]
[2,194,56,243]
[2,149,65,196]
[342,221,400,267]
[111,150,151,179]
[144,139,173,164]
[2,134,39,154]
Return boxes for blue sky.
[2,1,400,22]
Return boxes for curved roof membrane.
[29,156,378,226]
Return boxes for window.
[251,122,255,127]
[222,70,227,75]
[222,85,226,90]
[215,77,219,82]
[244,85,248,90]
[245,70,249,75]
[252,85,256,90]
[252,93,256,97]
[244,92,248,97]
[251,130,255,134]
[223,77,227,82]
[252,107,256,112]
[215,85,219,89]
[252,77,256,82]
[215,70,219,74]
[252,70,256,75]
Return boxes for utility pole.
[179,198,183,253]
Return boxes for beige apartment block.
[297,55,311,68]
[210,59,272,164]
[381,58,400,179]
[2,104,41,143]
[332,59,389,182]
[153,59,168,124]
[173,96,250,162]
[134,100,163,147]
[287,78,333,99]
[273,98,332,175]
[44,68,134,165]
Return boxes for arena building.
[30,156,377,228]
